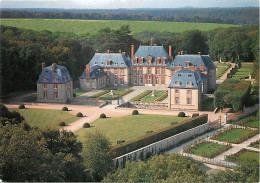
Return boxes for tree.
[81,131,112,181]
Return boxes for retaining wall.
[227,104,259,122]
[113,123,210,169]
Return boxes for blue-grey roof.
[168,68,205,89]
[168,55,216,70]
[80,65,106,79]
[88,53,130,68]
[132,46,171,66]
[37,64,72,84]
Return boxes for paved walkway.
[217,63,236,82]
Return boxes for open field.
[141,90,167,102]
[211,128,257,144]
[226,149,259,163]
[10,108,78,129]
[1,18,240,35]
[214,62,231,79]
[184,141,231,158]
[232,63,253,79]
[75,114,185,145]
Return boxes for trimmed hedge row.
[131,90,152,102]
[111,114,208,158]
[99,89,134,100]
[154,91,168,102]
[90,90,110,98]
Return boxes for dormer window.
[175,81,180,86]
[186,81,193,86]
[133,57,137,64]
[107,60,111,65]
[101,62,104,65]
[121,63,124,65]
[115,63,118,65]
[95,62,98,65]
[155,57,160,64]
[178,74,181,77]
[161,58,166,65]
[188,74,192,77]
[185,61,190,68]
[138,57,143,64]
[146,56,152,64]
[53,77,58,82]
[43,76,48,81]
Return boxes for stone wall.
[113,123,210,169]
[227,104,259,122]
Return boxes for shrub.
[83,123,90,128]
[100,113,106,118]
[76,112,83,117]
[62,106,68,111]
[112,114,208,158]
[178,112,186,117]
[171,122,177,125]
[19,104,25,109]
[117,140,125,145]
[192,113,199,118]
[73,93,76,97]
[59,121,66,126]
[146,131,153,134]
[132,110,139,115]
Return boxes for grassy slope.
[232,63,253,79]
[189,142,227,157]
[10,108,78,129]
[214,62,231,79]
[1,18,240,35]
[75,114,185,145]
[213,128,254,143]
[142,90,167,102]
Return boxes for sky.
[1,0,259,9]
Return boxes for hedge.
[131,90,152,102]
[99,89,134,100]
[154,91,168,102]
[111,114,208,158]
[19,104,25,109]
[62,107,68,111]
[90,90,110,98]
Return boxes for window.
[175,97,179,104]
[53,77,58,82]
[175,89,179,94]
[187,82,192,86]
[161,78,165,84]
[139,69,142,75]
[43,84,47,89]
[147,68,151,75]
[107,78,110,85]
[54,84,58,89]
[54,92,58,99]
[156,68,159,75]
[187,98,191,105]
[114,78,117,85]
[121,78,124,85]
[133,68,137,75]
[161,68,165,75]
[147,77,151,84]
[43,91,47,98]
[43,76,48,81]
[139,77,143,84]
[187,90,191,95]
[156,78,159,84]
[175,81,180,86]
[107,69,110,75]
[95,62,98,65]
[133,77,137,84]
[101,62,104,65]
[114,69,117,75]
[121,69,124,75]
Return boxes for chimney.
[169,45,172,61]
[42,63,45,71]
[86,65,90,77]
[107,49,109,54]
[181,50,183,55]
[200,65,204,72]
[52,63,56,72]
[119,50,121,54]
[96,49,99,53]
[178,52,180,55]
[198,52,201,55]
[122,52,126,56]
[154,44,157,46]
[131,45,134,58]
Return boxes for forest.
[0,23,259,97]
[1,7,259,24]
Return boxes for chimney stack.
[178,52,180,55]
[52,63,56,72]
[107,49,109,54]
[96,49,98,53]
[42,63,45,71]
[198,52,201,55]
[181,50,183,55]
[131,45,134,58]
[119,50,121,54]
[86,65,90,77]
[169,45,172,61]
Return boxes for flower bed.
[226,148,259,163]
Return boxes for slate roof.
[168,55,216,70]
[80,65,106,79]
[37,64,72,84]
[132,46,171,66]
[88,53,131,68]
[168,68,206,89]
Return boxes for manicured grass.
[75,90,89,96]
[75,114,185,145]
[201,98,215,111]
[226,149,259,163]
[214,62,231,67]
[99,89,132,100]
[232,63,253,79]
[214,62,231,79]
[10,108,78,129]
[0,18,240,36]
[141,90,167,102]
[211,128,258,144]
[233,111,259,129]
[184,141,231,158]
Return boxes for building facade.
[37,63,73,103]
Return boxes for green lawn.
[10,108,78,129]
[99,89,132,99]
[201,98,215,111]
[185,141,230,158]
[233,111,259,129]
[232,63,253,79]
[211,128,257,144]
[214,62,231,79]
[141,90,167,102]
[226,149,259,163]
[1,18,240,36]
[75,90,90,96]
[75,114,185,145]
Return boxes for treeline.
[1,7,259,24]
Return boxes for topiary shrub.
[59,121,66,126]
[171,122,177,125]
[146,130,153,134]
[83,123,90,128]
[192,113,199,118]
[73,93,76,97]
[76,112,83,117]
[178,112,186,117]
[19,104,25,109]
[132,110,139,115]
[117,140,125,145]
[62,107,68,111]
[100,113,106,118]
